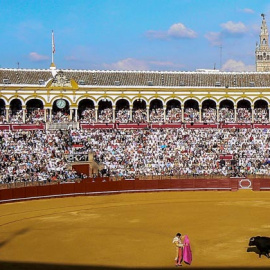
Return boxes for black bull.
[249,236,270,258]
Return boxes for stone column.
[130,106,133,122]
[69,109,73,121]
[181,107,184,122]
[49,108,52,122]
[44,108,47,122]
[95,106,98,122]
[199,106,202,122]
[163,107,166,122]
[216,106,219,122]
[112,106,115,123]
[6,107,9,122]
[22,107,26,123]
[147,106,150,122]
[251,106,254,123]
[74,108,78,122]
[234,107,237,122]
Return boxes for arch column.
[69,109,73,121]
[74,108,78,122]
[22,106,26,123]
[146,106,150,122]
[251,106,254,123]
[181,107,184,122]
[199,106,202,122]
[95,106,98,122]
[112,106,115,123]
[216,106,219,122]
[130,106,133,122]
[44,108,47,122]
[163,106,166,122]
[5,107,9,122]
[49,108,52,122]
[234,106,237,122]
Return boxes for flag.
[52,30,55,54]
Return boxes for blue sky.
[1,0,270,71]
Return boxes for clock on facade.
[56,99,66,109]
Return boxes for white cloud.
[168,23,197,38]
[205,32,222,46]
[221,59,255,72]
[146,23,197,40]
[149,60,184,69]
[104,58,184,71]
[104,58,149,70]
[221,21,247,34]
[29,52,49,62]
[240,8,255,14]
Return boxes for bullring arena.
[2,16,270,268]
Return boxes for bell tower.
[256,14,270,72]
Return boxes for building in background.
[256,14,270,72]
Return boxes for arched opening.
[26,99,44,124]
[133,99,147,123]
[149,99,164,122]
[10,99,23,123]
[237,99,251,123]
[166,100,181,123]
[78,99,95,123]
[52,99,70,123]
[115,99,130,123]
[0,99,6,123]
[184,99,199,123]
[219,100,234,123]
[202,99,217,123]
[98,99,112,123]
[254,99,269,123]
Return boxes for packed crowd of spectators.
[254,108,268,123]
[149,108,164,122]
[132,109,147,123]
[219,108,234,122]
[80,108,95,123]
[52,111,70,123]
[98,108,113,123]
[202,108,216,123]
[0,130,79,185]
[1,127,269,185]
[73,128,270,178]
[9,111,23,124]
[184,108,200,122]
[166,108,181,123]
[25,109,44,124]
[2,107,270,124]
[115,109,130,123]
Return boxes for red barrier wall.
[0,178,268,204]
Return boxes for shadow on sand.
[247,247,270,258]
[0,228,29,248]
[0,261,269,270]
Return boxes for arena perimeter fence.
[0,176,269,204]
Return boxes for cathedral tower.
[256,14,270,72]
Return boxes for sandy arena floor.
[0,190,270,269]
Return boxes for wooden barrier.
[0,178,269,204]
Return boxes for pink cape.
[183,235,192,265]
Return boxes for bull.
[249,236,270,258]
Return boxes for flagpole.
[52,30,55,64]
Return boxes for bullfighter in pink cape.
[183,235,192,265]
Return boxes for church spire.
[260,14,269,49]
[256,14,270,72]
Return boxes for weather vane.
[261,13,265,18]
